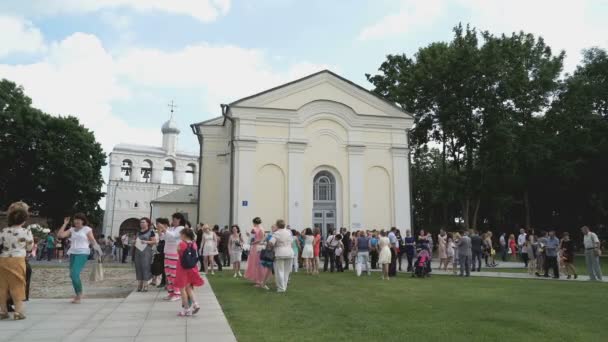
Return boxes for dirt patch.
[30,264,137,299]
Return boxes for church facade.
[192,70,414,236]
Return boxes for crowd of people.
[1,201,605,320]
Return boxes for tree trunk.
[523,189,531,229]
[472,197,481,231]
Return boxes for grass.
[210,270,607,342]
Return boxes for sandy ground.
[30,263,137,299]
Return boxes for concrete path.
[1,276,236,342]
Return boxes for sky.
[1,0,607,207]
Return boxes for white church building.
[103,115,199,238]
[191,70,414,236]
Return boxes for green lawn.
[489,255,608,276]
[210,271,607,342]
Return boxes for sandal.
[192,303,200,314]
[142,286,149,292]
[13,312,26,320]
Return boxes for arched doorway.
[312,171,337,237]
[119,218,139,236]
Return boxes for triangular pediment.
[230,70,411,118]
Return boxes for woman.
[312,227,322,275]
[270,220,294,293]
[245,217,266,287]
[301,228,314,274]
[201,224,218,275]
[355,230,371,276]
[57,213,102,304]
[508,234,517,261]
[378,231,392,280]
[228,225,244,278]
[290,230,299,273]
[134,217,157,292]
[151,218,168,287]
[158,213,185,301]
[452,233,461,274]
[446,234,455,271]
[483,232,497,267]
[560,232,577,279]
[524,234,536,275]
[437,229,447,270]
[0,202,33,320]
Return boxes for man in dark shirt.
[341,228,351,271]
[470,230,483,272]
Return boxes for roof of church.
[113,143,198,159]
[151,185,198,204]
[229,69,409,115]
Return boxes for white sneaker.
[233,273,238,278]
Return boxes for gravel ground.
[30,263,137,299]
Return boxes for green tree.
[0,79,106,227]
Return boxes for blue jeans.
[69,254,89,295]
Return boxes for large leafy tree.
[0,79,106,227]
[367,24,565,231]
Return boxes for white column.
[287,142,307,229]
[109,155,121,181]
[233,140,257,226]
[347,145,365,229]
[130,166,141,182]
[174,169,185,184]
[391,147,412,235]
[151,163,163,183]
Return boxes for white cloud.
[455,0,608,72]
[0,15,46,57]
[358,0,608,72]
[115,44,331,112]
[358,0,444,41]
[0,0,231,23]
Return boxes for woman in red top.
[313,227,322,275]
[174,228,204,317]
[508,234,517,261]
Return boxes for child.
[175,228,205,317]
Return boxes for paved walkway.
[1,276,236,342]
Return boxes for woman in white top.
[158,213,185,301]
[201,224,218,275]
[301,228,314,274]
[57,213,102,304]
[0,202,34,320]
[228,225,244,278]
[269,220,294,293]
[378,231,392,280]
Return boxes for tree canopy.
[0,79,106,228]
[367,24,608,235]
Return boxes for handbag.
[260,247,275,262]
[90,257,104,282]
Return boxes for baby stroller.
[412,249,431,278]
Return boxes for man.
[457,231,472,277]
[341,228,351,271]
[517,228,527,266]
[470,230,483,272]
[121,232,130,263]
[543,230,560,278]
[581,226,603,281]
[387,227,399,277]
[323,229,338,272]
[221,226,231,267]
[499,233,507,262]
[370,232,379,269]
[212,225,223,272]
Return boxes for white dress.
[378,236,392,265]
[301,235,314,259]
[201,232,218,256]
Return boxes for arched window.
[314,171,335,201]
[141,160,153,183]
[120,160,132,181]
[185,163,196,185]
[162,159,176,184]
